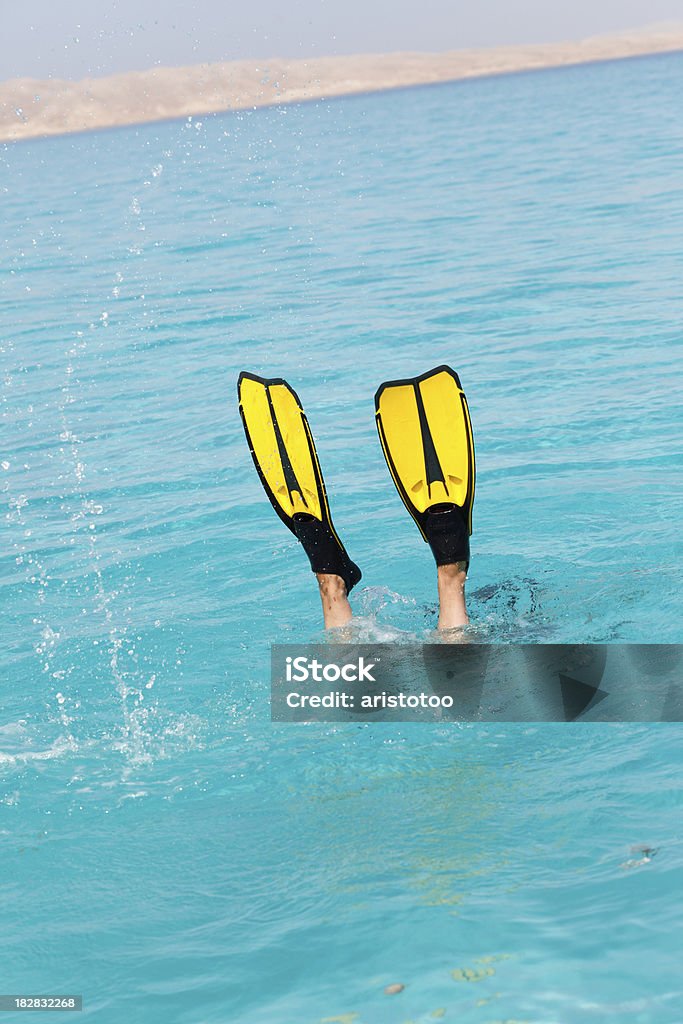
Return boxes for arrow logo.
[559,672,609,721]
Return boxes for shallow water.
[1,53,682,1022]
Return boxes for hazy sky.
[4,0,683,80]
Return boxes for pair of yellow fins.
[237,365,475,592]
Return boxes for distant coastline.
[2,26,683,143]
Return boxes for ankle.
[316,573,353,628]
[437,562,467,586]
[316,572,348,598]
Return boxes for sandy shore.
[2,26,683,143]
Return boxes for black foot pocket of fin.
[292,515,362,594]
[423,504,470,568]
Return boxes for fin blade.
[375,365,475,539]
[238,372,324,528]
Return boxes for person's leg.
[437,561,469,629]
[316,573,353,629]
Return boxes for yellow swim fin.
[374,365,475,566]
[238,372,361,592]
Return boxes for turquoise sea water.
[1,52,682,1022]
